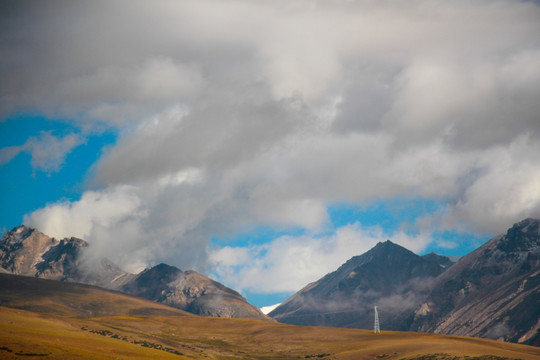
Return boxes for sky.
[1,0,540,308]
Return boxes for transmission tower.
[374,306,380,334]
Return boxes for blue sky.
[0,116,116,234]
[1,1,540,308]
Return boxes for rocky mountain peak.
[139,263,182,278]
[369,240,418,259]
[338,240,425,276]
[270,239,446,328]
[125,263,184,299]
[0,225,58,275]
[340,240,444,290]
[496,218,540,253]
[122,262,269,320]
[371,239,401,253]
[2,225,35,242]
[421,252,456,269]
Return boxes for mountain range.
[1,218,539,346]
[0,225,268,321]
[270,218,540,346]
[3,272,540,360]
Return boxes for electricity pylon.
[374,306,380,334]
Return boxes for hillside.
[410,218,540,345]
[270,240,446,329]
[0,272,190,317]
[122,263,269,320]
[1,274,540,359]
[270,218,540,347]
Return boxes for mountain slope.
[2,275,540,360]
[411,218,540,346]
[0,272,190,317]
[0,225,268,320]
[122,263,269,320]
[421,252,457,269]
[270,240,446,329]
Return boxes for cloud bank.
[2,0,539,290]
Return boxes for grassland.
[1,273,540,360]
[2,306,540,360]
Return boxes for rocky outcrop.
[0,226,129,287]
[0,226,59,276]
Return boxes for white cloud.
[53,58,204,125]
[209,223,433,294]
[0,131,83,172]
[448,135,540,233]
[24,185,141,240]
[0,145,24,166]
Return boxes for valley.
[2,305,540,360]
[1,273,540,360]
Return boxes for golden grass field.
[1,274,539,360]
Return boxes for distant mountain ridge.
[270,240,449,329]
[0,225,268,321]
[270,218,540,346]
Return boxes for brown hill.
[0,272,189,317]
[0,296,540,360]
[121,263,270,320]
[1,274,540,360]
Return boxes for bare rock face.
[121,263,270,320]
[0,225,269,321]
[410,218,540,346]
[0,226,59,275]
[270,240,446,329]
[0,226,120,286]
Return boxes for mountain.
[0,225,268,320]
[0,225,134,288]
[121,263,269,320]
[270,218,540,346]
[421,252,457,269]
[3,273,540,360]
[410,218,540,346]
[270,240,446,329]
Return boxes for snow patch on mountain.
[261,303,281,315]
